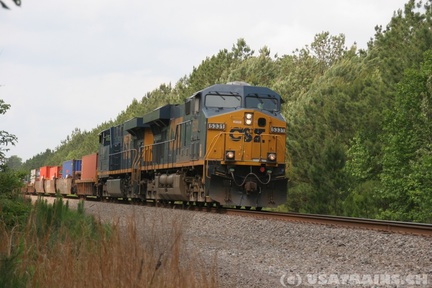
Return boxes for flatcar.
[26,82,289,209]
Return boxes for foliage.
[176,38,255,97]
[0,197,105,286]
[368,0,432,89]
[5,155,22,170]
[0,165,29,230]
[341,0,432,221]
[0,100,18,166]
[0,190,31,230]
[0,0,20,10]
[284,52,363,214]
[32,197,99,241]
[342,180,382,218]
[379,50,432,222]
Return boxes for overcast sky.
[1,0,408,162]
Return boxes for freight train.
[23,82,288,209]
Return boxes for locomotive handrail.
[131,148,141,184]
[204,131,225,161]
[141,145,151,170]
[141,138,176,169]
[108,149,137,170]
[204,131,226,179]
[139,120,193,170]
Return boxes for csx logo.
[229,127,264,142]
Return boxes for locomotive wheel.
[206,202,215,210]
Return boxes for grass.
[0,196,218,287]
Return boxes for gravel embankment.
[33,196,432,287]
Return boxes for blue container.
[62,159,82,178]
[75,160,82,172]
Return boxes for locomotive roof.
[188,83,284,103]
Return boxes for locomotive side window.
[194,95,200,114]
[186,93,201,115]
[205,94,241,108]
[185,100,191,115]
[100,130,110,146]
[245,95,279,112]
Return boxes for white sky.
[1,0,408,161]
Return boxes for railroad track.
[220,208,432,237]
[29,195,432,236]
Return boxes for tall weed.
[0,197,217,287]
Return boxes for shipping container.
[81,153,98,181]
[40,166,50,179]
[30,169,37,184]
[49,166,62,179]
[62,159,82,178]
[75,160,82,172]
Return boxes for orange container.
[40,166,50,179]
[49,166,62,179]
[81,153,98,181]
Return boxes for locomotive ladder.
[131,148,141,189]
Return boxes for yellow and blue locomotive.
[97,82,288,209]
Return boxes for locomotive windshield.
[245,95,279,111]
[205,94,241,108]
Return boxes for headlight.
[267,152,276,162]
[225,150,235,161]
[245,113,253,125]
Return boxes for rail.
[221,209,432,236]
